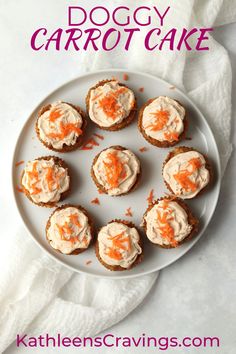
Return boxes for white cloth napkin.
[0,0,234,352]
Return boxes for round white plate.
[12,69,221,279]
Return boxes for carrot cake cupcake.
[46,204,93,255]
[86,79,136,131]
[95,220,143,271]
[91,145,141,196]
[21,156,70,207]
[143,197,198,248]
[36,101,86,152]
[138,96,187,147]
[163,147,212,199]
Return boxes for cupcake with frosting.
[36,101,86,152]
[46,204,93,255]
[162,147,212,199]
[138,96,187,147]
[91,145,141,196]
[86,80,136,131]
[95,220,143,271]
[21,156,70,207]
[143,197,198,248]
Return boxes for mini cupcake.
[91,145,141,196]
[95,220,143,271]
[21,156,70,207]
[36,101,86,152]
[46,204,93,255]
[138,96,187,147]
[163,147,212,199]
[143,197,198,248]
[86,79,136,131]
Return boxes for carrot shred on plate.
[147,189,154,204]
[139,147,148,153]
[93,133,104,140]
[123,73,129,81]
[91,197,100,205]
[15,160,24,167]
[16,186,23,193]
[125,207,133,217]
[81,137,99,150]
[86,260,92,265]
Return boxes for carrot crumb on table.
[139,147,148,153]
[15,160,24,167]
[91,197,100,205]
[147,189,154,204]
[125,207,133,217]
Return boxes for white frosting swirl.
[144,200,192,246]
[142,96,185,142]
[22,158,69,203]
[93,147,140,196]
[98,222,142,268]
[89,81,135,127]
[163,150,210,199]
[47,207,92,255]
[37,101,83,149]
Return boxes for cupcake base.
[95,219,143,271]
[142,196,199,248]
[36,102,87,153]
[21,156,70,208]
[46,204,94,255]
[138,98,188,148]
[86,79,137,131]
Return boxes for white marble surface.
[0,3,236,353]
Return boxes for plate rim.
[11,68,221,279]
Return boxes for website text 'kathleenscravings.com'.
[16,333,220,350]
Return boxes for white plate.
[12,69,221,279]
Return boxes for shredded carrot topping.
[173,157,202,192]
[15,160,24,167]
[56,214,81,242]
[106,231,132,260]
[147,189,154,204]
[125,207,133,217]
[147,110,169,131]
[156,208,178,247]
[91,197,100,205]
[164,131,179,142]
[49,108,62,122]
[98,87,127,120]
[103,151,126,188]
[139,147,148,153]
[47,122,82,139]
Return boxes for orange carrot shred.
[125,207,133,217]
[93,133,104,140]
[147,189,154,204]
[139,147,148,153]
[123,73,129,81]
[98,189,105,194]
[164,131,179,142]
[49,108,62,122]
[147,110,169,132]
[15,160,25,167]
[91,197,100,205]
[16,186,23,193]
[81,137,99,150]
[103,151,126,188]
